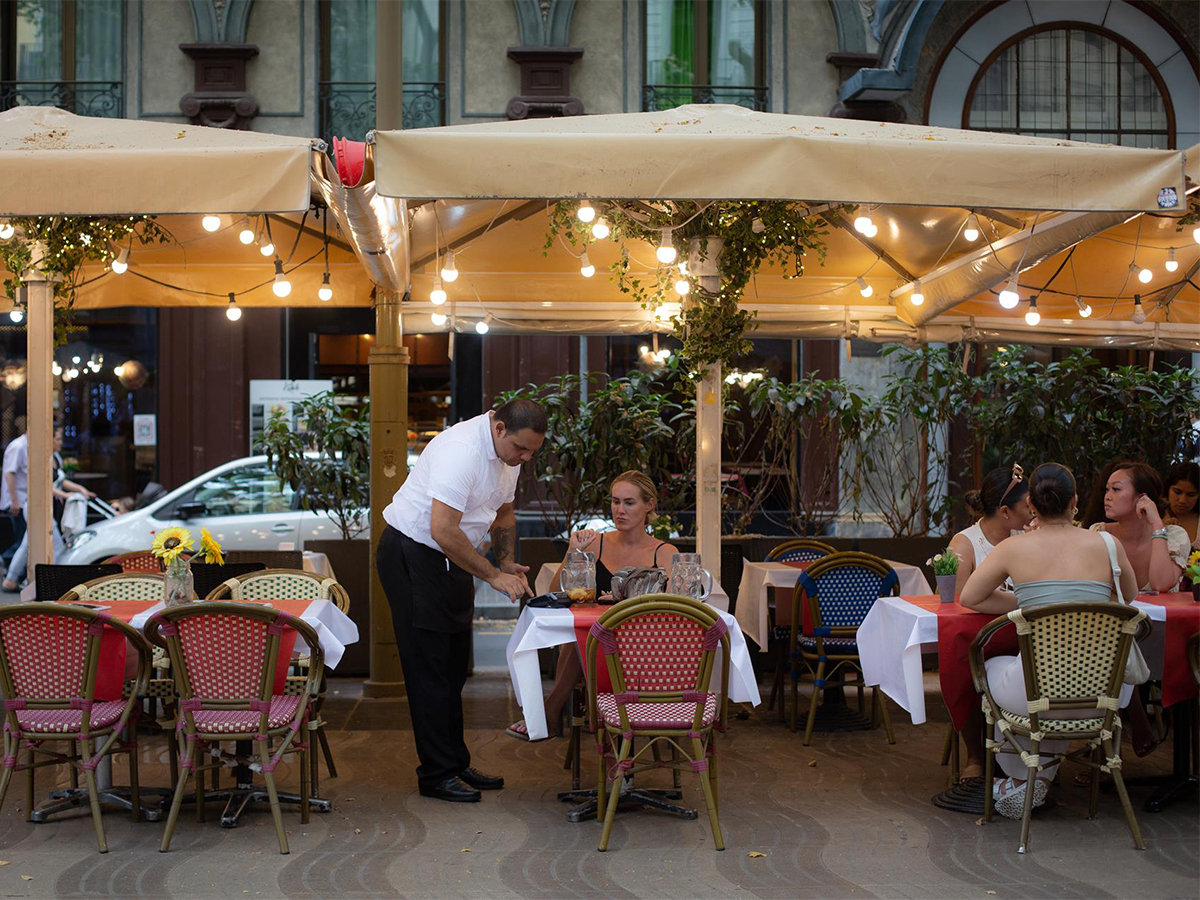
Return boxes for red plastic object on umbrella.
[332,136,366,187]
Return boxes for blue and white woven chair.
[764,539,836,564]
[764,540,836,721]
[790,552,899,744]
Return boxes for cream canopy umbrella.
[0,106,320,572]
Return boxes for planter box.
[306,539,372,676]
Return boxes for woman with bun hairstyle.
[1087,460,1187,592]
[946,464,1032,778]
[961,463,1139,819]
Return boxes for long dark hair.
[964,465,1030,518]
[1164,461,1200,515]
[1082,459,1165,526]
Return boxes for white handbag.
[60,493,88,537]
[1099,531,1151,686]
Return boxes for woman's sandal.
[505,720,548,742]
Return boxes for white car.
[60,456,355,564]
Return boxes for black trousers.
[376,525,474,788]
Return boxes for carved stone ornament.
[179,42,260,129]
[506,46,584,120]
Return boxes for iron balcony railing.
[0,80,123,118]
[642,83,768,112]
[318,81,445,144]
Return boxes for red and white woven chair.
[103,551,164,574]
[586,594,730,852]
[144,603,322,855]
[0,604,151,853]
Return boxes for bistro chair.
[764,539,836,720]
[33,564,121,602]
[0,604,151,853]
[764,539,836,563]
[103,551,164,573]
[145,603,323,855]
[586,593,730,852]
[190,562,265,601]
[206,568,347,795]
[969,602,1148,854]
[58,572,169,604]
[792,552,899,744]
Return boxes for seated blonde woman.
[961,463,1138,819]
[506,471,679,741]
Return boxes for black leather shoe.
[458,767,504,790]
[418,776,481,802]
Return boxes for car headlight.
[67,529,97,550]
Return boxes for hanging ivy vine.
[0,216,173,345]
[545,200,849,375]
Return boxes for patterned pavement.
[0,673,1196,899]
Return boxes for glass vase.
[164,559,194,607]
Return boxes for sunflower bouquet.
[152,526,224,606]
[1186,551,1200,599]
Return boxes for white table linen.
[534,562,730,612]
[735,559,934,649]
[506,605,760,741]
[130,597,359,671]
[302,550,337,581]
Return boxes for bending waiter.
[377,399,546,802]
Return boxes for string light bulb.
[1137,265,1153,284]
[1193,226,1200,244]
[8,309,22,323]
[238,223,255,244]
[577,204,596,223]
[52,362,62,376]
[430,275,447,306]
[910,279,925,306]
[259,239,275,257]
[475,314,492,335]
[431,312,447,327]
[318,272,333,302]
[0,222,14,240]
[1165,247,1178,273]
[1131,295,1146,324]
[591,218,610,240]
[856,277,873,298]
[677,260,688,276]
[271,258,292,298]
[853,215,873,234]
[201,215,222,233]
[226,293,242,321]
[674,277,691,296]
[656,228,677,265]
[440,250,459,283]
[579,251,595,278]
[998,275,1020,309]
[1024,297,1041,326]
[1076,294,1092,318]
[963,214,980,242]
[110,246,129,274]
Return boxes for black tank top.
[595,533,665,594]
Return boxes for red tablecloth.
[571,604,613,694]
[772,560,813,632]
[55,599,306,699]
[1136,593,1200,707]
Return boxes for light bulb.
[963,214,980,242]
[475,316,491,335]
[591,219,610,240]
[1024,298,1040,326]
[1193,227,1200,244]
[52,362,61,375]
[318,272,333,302]
[1131,295,1146,324]
[862,223,878,238]
[856,276,873,298]
[0,222,14,240]
[1076,295,1092,318]
[110,247,129,274]
[674,278,691,295]
[656,229,677,265]
[67,367,79,379]
[271,259,291,298]
[201,214,222,233]
[853,215,873,234]
[430,275,447,305]
[8,309,22,323]
[431,312,447,327]
[910,279,925,306]
[226,303,242,321]
[998,276,1020,309]
[259,241,274,257]
[677,260,688,276]
[72,355,81,364]
[440,250,459,283]
[1165,248,1178,273]
[238,226,255,245]
[113,364,124,377]
[1138,266,1153,284]
[580,251,595,278]
[577,204,596,223]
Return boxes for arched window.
[964,26,1174,148]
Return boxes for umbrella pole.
[25,247,55,573]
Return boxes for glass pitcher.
[669,552,714,602]
[560,549,597,604]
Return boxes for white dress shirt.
[1,434,28,510]
[383,412,520,552]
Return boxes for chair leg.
[789,660,799,732]
[857,678,865,714]
[1017,760,1038,854]
[195,748,206,824]
[598,735,629,852]
[595,736,607,824]
[258,738,289,855]
[310,727,321,799]
[129,736,141,825]
[318,727,337,778]
[877,690,896,745]
[299,740,310,826]
[167,729,179,789]
[24,745,34,822]
[671,743,681,790]
[692,735,724,851]
[82,743,109,854]
[1104,738,1145,850]
[160,740,196,852]
[768,647,783,720]
[708,747,719,817]
[1088,745,1102,820]
[982,740,995,823]
[803,661,824,746]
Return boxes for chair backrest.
[226,550,304,570]
[206,568,349,613]
[34,564,122,602]
[103,551,163,573]
[191,562,265,601]
[0,605,149,729]
[765,539,836,563]
[795,551,899,632]
[59,573,168,604]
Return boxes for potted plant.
[927,549,959,604]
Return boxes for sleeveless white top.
[956,521,996,567]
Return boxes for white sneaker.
[993,777,1049,820]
